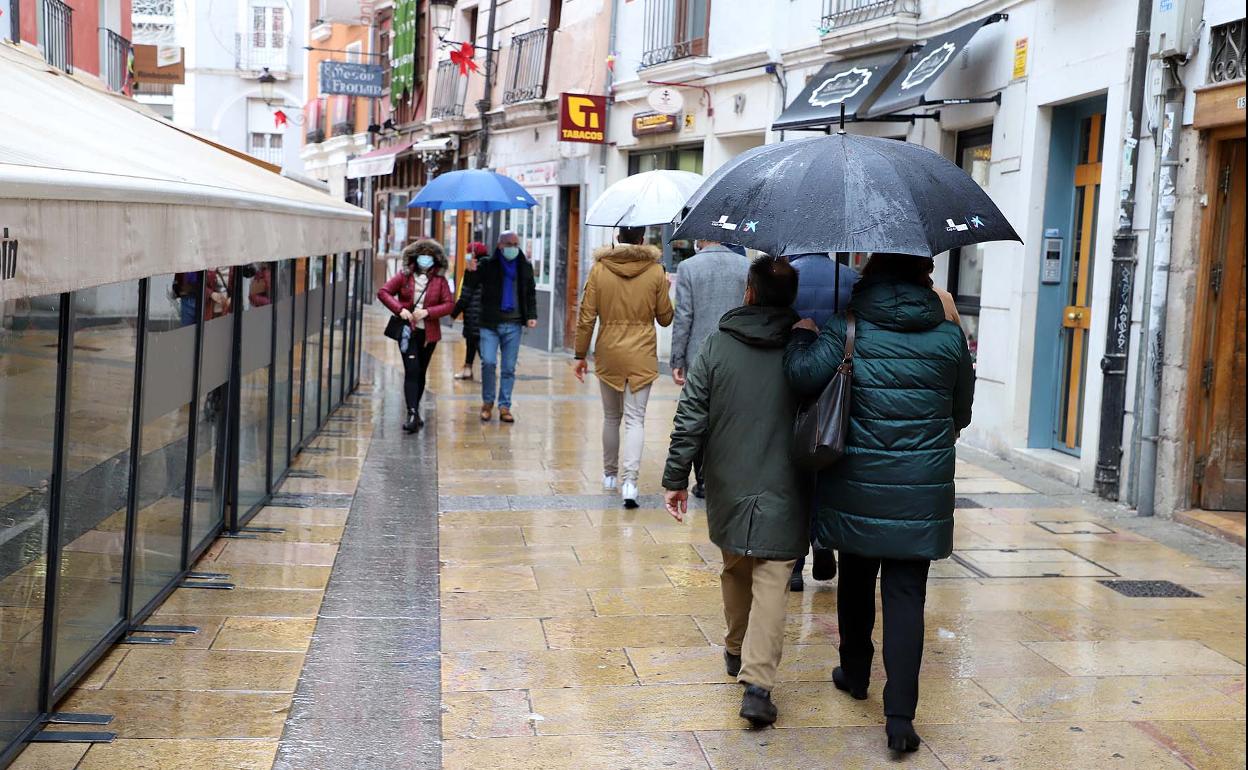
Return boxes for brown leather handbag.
[793,313,856,470]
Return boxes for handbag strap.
[842,312,857,362]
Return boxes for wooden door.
[564,188,581,345]
[1055,112,1104,450]
[1193,138,1247,511]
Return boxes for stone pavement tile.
[628,644,849,685]
[662,565,723,587]
[6,744,89,770]
[923,721,1191,769]
[249,507,354,529]
[212,540,339,567]
[923,581,1093,612]
[442,689,535,739]
[589,586,724,616]
[273,718,438,770]
[1136,719,1248,770]
[210,617,317,652]
[441,649,638,691]
[201,564,333,590]
[532,563,672,590]
[441,618,549,651]
[587,509,699,527]
[694,613,840,646]
[77,739,278,770]
[125,614,225,648]
[956,478,1035,494]
[153,586,323,618]
[439,543,581,566]
[287,656,441,721]
[1202,634,1248,665]
[58,689,290,738]
[104,648,304,692]
[647,525,714,544]
[442,733,712,770]
[1087,560,1245,584]
[439,526,527,548]
[522,524,655,545]
[241,524,345,543]
[439,509,592,528]
[1023,639,1245,676]
[574,542,706,566]
[440,589,595,619]
[442,565,539,592]
[1022,608,1246,642]
[973,675,1245,721]
[76,647,128,689]
[543,614,708,649]
[696,726,947,769]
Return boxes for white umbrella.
[585,170,706,227]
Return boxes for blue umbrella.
[407,169,538,212]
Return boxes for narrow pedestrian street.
[8,311,1243,770]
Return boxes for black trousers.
[837,552,931,720]
[463,334,479,367]
[401,329,437,411]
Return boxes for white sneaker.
[621,481,639,509]
[603,474,618,492]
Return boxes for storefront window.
[948,126,992,358]
[628,147,704,269]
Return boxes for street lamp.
[258,67,277,105]
[429,0,456,43]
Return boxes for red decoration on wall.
[450,43,479,76]
[274,109,288,128]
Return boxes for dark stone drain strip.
[275,357,441,770]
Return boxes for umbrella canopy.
[584,169,705,227]
[672,134,1020,258]
[408,169,538,212]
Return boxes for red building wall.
[16,0,131,78]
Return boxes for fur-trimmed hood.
[592,243,663,279]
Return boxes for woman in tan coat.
[574,226,675,507]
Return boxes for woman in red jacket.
[378,239,455,432]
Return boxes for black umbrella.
[671,132,1021,257]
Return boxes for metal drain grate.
[1098,580,1203,598]
[954,497,983,509]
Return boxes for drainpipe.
[475,0,499,170]
[1135,65,1185,517]
[1093,0,1153,500]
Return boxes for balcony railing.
[105,30,131,93]
[431,60,468,120]
[640,0,708,69]
[235,31,288,72]
[41,0,74,74]
[503,28,549,105]
[1209,19,1246,84]
[331,97,358,137]
[249,145,284,166]
[821,0,918,31]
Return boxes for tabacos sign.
[559,93,607,144]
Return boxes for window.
[246,1,287,70]
[503,192,557,291]
[947,126,993,358]
[249,132,283,164]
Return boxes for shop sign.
[559,93,607,143]
[632,111,679,137]
[391,0,417,105]
[132,44,186,85]
[320,60,384,98]
[500,162,559,187]
[1012,38,1028,80]
[647,86,684,115]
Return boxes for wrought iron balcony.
[235,31,289,73]
[640,0,708,69]
[431,60,468,120]
[503,28,549,105]
[41,0,74,74]
[105,30,132,93]
[820,0,918,32]
[1209,19,1245,84]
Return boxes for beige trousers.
[599,380,651,483]
[721,550,796,691]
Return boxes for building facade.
[5,0,132,92]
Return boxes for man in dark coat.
[663,256,808,729]
[458,231,538,423]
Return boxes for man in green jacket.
[663,256,809,728]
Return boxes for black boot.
[832,666,868,700]
[739,684,778,727]
[812,548,837,581]
[886,716,921,753]
[724,650,742,678]
[789,571,804,592]
[402,408,421,433]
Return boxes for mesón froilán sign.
[319,60,385,98]
[559,93,607,144]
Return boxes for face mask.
[501,246,520,261]
[415,255,435,271]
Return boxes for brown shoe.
[499,407,514,423]
[480,404,493,422]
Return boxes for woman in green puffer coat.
[784,252,974,756]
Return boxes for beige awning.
[0,44,370,301]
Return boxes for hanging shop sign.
[559,93,607,143]
[632,111,679,137]
[500,161,559,187]
[647,86,684,115]
[319,60,384,98]
[390,0,416,105]
[1013,37,1029,79]
[132,43,186,85]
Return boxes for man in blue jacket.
[787,253,858,591]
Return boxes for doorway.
[1191,137,1246,511]
[560,186,582,348]
[1028,97,1106,454]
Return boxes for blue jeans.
[480,322,522,408]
